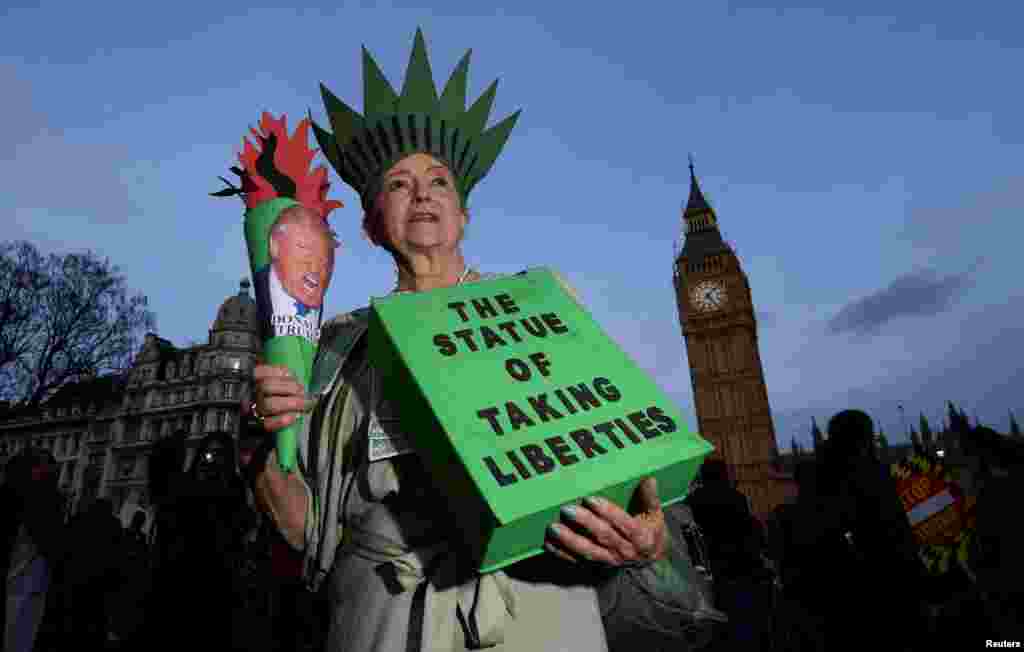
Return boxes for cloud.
[825,263,981,336]
[0,63,165,227]
[773,294,1024,448]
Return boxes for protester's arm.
[252,362,317,550]
[254,449,310,550]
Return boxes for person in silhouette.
[64,497,123,650]
[817,409,926,650]
[685,459,772,650]
[2,448,64,652]
[970,426,1024,637]
[770,459,828,651]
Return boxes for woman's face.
[369,153,467,256]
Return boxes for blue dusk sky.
[3,1,1022,448]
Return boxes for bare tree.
[0,242,49,369]
[0,241,156,406]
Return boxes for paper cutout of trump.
[253,205,338,336]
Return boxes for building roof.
[45,374,128,410]
[212,279,259,333]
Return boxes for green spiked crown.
[312,28,521,212]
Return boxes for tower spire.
[684,155,712,219]
[677,156,728,263]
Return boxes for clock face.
[691,280,727,312]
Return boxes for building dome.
[212,279,259,333]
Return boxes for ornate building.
[0,280,260,521]
[673,162,784,516]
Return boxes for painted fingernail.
[547,524,563,537]
[560,504,578,520]
[583,496,605,508]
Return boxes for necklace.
[393,265,472,294]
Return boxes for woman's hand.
[544,476,668,567]
[252,363,312,432]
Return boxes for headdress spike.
[440,49,473,121]
[464,109,520,197]
[320,83,366,148]
[460,79,498,139]
[398,27,439,113]
[309,116,343,180]
[361,46,399,120]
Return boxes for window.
[224,383,234,399]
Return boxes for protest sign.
[369,267,713,572]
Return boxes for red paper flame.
[238,112,343,220]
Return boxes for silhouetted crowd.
[2,420,326,652]
[3,409,1022,651]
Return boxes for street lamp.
[898,404,908,439]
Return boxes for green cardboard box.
[368,268,713,573]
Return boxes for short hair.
[271,206,340,249]
[700,459,731,486]
[825,409,875,464]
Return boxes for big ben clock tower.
[673,160,782,516]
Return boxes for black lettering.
[448,301,471,322]
[545,436,578,466]
[647,406,677,433]
[506,401,536,430]
[472,297,498,319]
[527,394,563,422]
[505,358,532,382]
[476,407,504,435]
[506,450,532,479]
[433,333,457,356]
[567,383,601,411]
[483,456,517,486]
[614,418,644,444]
[541,312,569,334]
[480,325,508,349]
[528,352,552,377]
[520,316,548,338]
[496,293,520,314]
[594,421,625,449]
[593,377,621,402]
[553,389,578,415]
[496,321,523,342]
[628,411,661,439]
[521,444,555,474]
[453,329,479,352]
[569,429,607,458]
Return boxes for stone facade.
[0,280,260,522]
